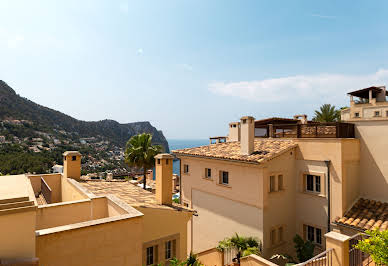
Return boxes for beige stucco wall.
[36,216,143,266]
[61,177,88,202]
[263,149,296,257]
[28,175,41,195]
[353,121,388,201]
[196,248,223,266]
[294,139,360,222]
[36,200,92,230]
[179,156,265,254]
[41,174,62,203]
[0,209,36,259]
[135,207,191,263]
[191,189,264,253]
[180,157,264,210]
[240,254,278,266]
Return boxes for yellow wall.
[28,175,41,195]
[36,200,92,230]
[179,156,265,254]
[36,216,143,266]
[41,174,62,203]
[0,209,36,259]
[135,207,191,264]
[353,121,388,201]
[63,154,81,180]
[61,177,88,202]
[196,248,224,266]
[263,149,296,257]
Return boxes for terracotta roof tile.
[335,198,388,231]
[173,139,296,163]
[80,181,193,212]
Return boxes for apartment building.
[0,152,193,266]
[173,87,387,259]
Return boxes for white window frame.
[305,174,321,193]
[304,225,322,246]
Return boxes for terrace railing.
[295,248,334,266]
[349,233,373,266]
[256,123,355,139]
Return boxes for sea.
[169,139,208,175]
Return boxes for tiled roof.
[335,198,388,231]
[173,139,296,164]
[80,181,193,212]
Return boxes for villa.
[0,152,193,266]
[173,86,387,263]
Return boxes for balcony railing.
[256,123,355,139]
[349,233,373,266]
[295,248,334,266]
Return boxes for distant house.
[52,164,63,173]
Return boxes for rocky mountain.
[0,80,169,152]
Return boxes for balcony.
[255,122,355,139]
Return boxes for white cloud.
[311,14,336,19]
[136,48,143,55]
[119,2,129,14]
[208,69,388,105]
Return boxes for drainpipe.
[179,158,182,204]
[324,160,331,232]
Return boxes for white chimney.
[240,116,255,155]
[228,122,240,142]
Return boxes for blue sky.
[1,0,388,139]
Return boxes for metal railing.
[295,248,334,266]
[41,177,52,204]
[349,233,373,266]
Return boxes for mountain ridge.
[0,80,169,152]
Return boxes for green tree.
[355,230,388,265]
[124,133,161,189]
[217,233,262,264]
[312,104,341,122]
[271,234,315,264]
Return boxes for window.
[220,171,229,185]
[305,174,321,193]
[158,159,161,164]
[278,175,283,190]
[354,112,360,118]
[183,164,189,174]
[269,175,276,192]
[270,229,276,246]
[146,246,156,265]
[205,168,212,179]
[386,111,388,117]
[304,225,322,245]
[72,156,76,161]
[374,111,380,117]
[278,227,284,243]
[165,241,172,260]
[166,159,169,165]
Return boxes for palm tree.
[313,104,341,122]
[217,233,262,264]
[124,133,162,189]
